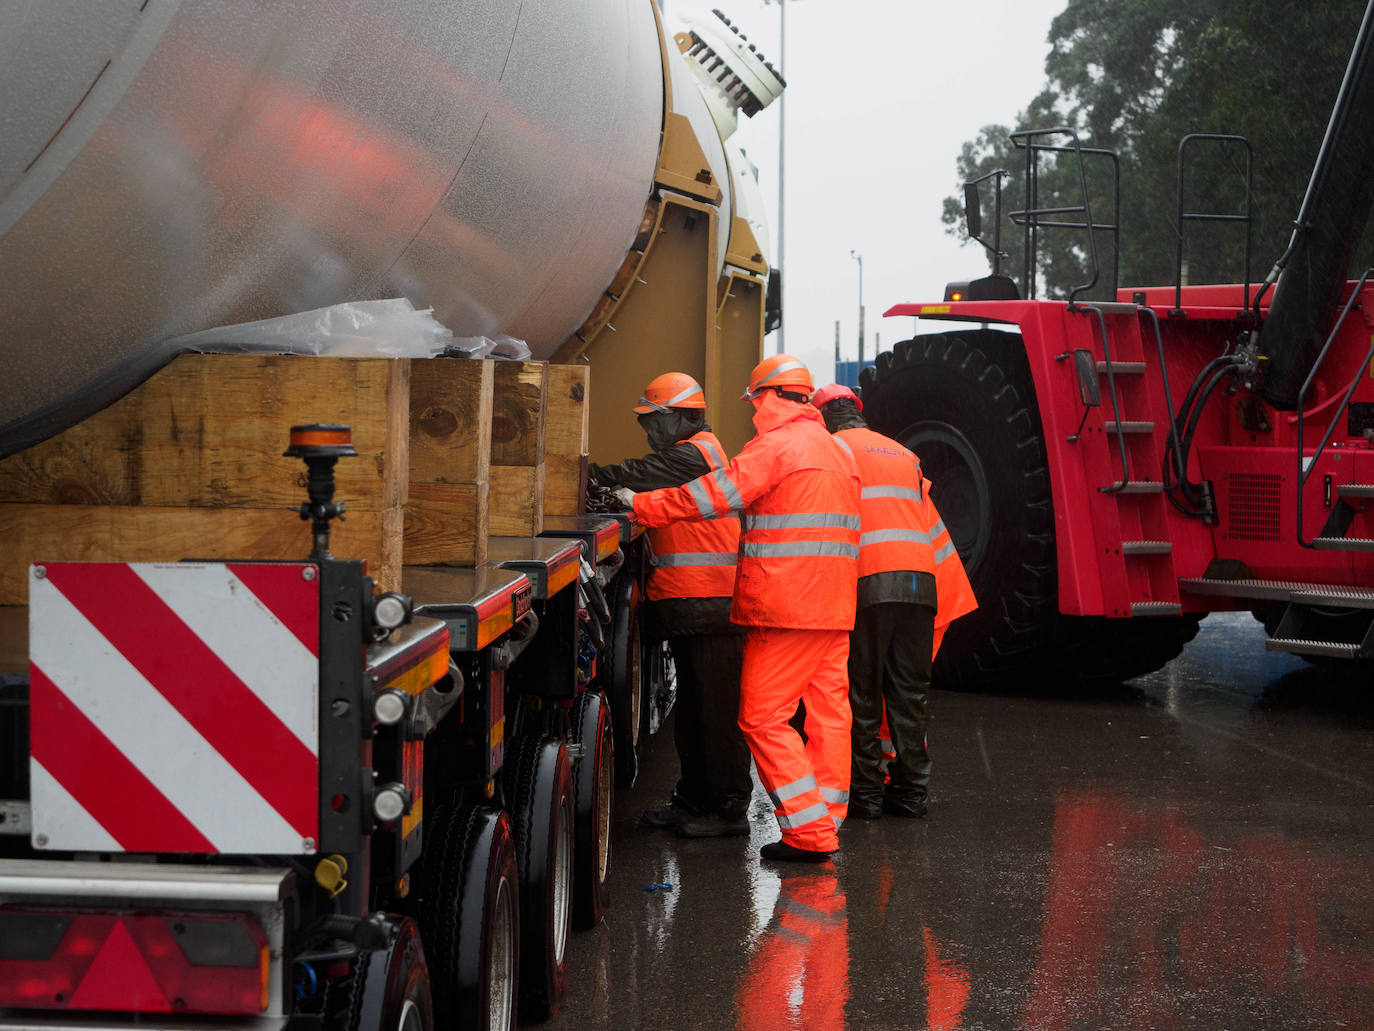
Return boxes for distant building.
[833,359,875,390]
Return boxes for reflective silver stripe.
[709,468,744,511]
[878,737,893,750]
[655,552,737,567]
[665,384,702,407]
[696,437,727,469]
[755,359,807,390]
[934,541,957,563]
[820,787,849,804]
[832,436,854,458]
[833,815,845,830]
[775,800,831,830]
[769,773,819,806]
[743,512,861,531]
[930,518,947,538]
[740,541,860,559]
[688,477,716,519]
[859,528,933,548]
[861,485,922,502]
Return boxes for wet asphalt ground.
[545,612,1374,1030]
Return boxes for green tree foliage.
[942,0,1372,300]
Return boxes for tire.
[317,918,433,1031]
[862,330,1203,688]
[504,735,574,1020]
[862,330,1060,687]
[417,804,518,1031]
[604,575,647,787]
[570,690,613,929]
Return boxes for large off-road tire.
[862,330,1059,687]
[570,689,613,929]
[504,735,574,1020]
[862,330,1201,687]
[603,575,648,787]
[417,804,518,1031]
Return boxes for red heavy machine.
[862,1,1374,686]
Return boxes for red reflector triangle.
[68,919,171,1012]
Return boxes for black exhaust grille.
[1227,473,1282,542]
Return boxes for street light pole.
[850,249,864,369]
[763,0,787,353]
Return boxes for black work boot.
[846,793,883,821]
[676,810,750,838]
[760,841,834,864]
[882,792,928,819]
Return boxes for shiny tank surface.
[0,0,665,454]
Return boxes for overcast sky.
[666,0,1067,386]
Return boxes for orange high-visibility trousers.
[738,626,851,852]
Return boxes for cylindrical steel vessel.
[0,0,668,454]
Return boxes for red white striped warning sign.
[28,562,320,854]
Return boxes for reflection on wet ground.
[546,613,1374,1030]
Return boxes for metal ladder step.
[1312,536,1374,551]
[1106,480,1164,494]
[1179,577,1374,607]
[1131,601,1182,616]
[1265,637,1363,659]
[1097,360,1147,374]
[1104,420,1154,434]
[1122,540,1172,555]
[1336,483,1374,498]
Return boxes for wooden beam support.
[490,362,548,535]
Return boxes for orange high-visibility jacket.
[833,426,937,580]
[635,393,861,629]
[645,431,740,601]
[921,476,978,655]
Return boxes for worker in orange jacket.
[589,373,751,838]
[811,383,976,819]
[617,356,861,862]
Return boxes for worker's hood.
[640,409,708,453]
[750,389,825,434]
[819,400,865,434]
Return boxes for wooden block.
[409,359,493,484]
[0,504,389,606]
[0,355,406,510]
[545,365,590,459]
[0,606,25,674]
[490,362,548,467]
[404,481,489,568]
[489,465,546,536]
[543,454,587,517]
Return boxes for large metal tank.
[0,0,668,455]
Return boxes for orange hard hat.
[741,354,813,400]
[633,372,707,414]
[810,383,862,412]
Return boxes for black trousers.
[669,632,752,818]
[848,602,935,805]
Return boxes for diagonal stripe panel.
[43,563,319,840]
[227,563,321,658]
[29,668,214,852]
[27,761,121,852]
[134,563,318,753]
[30,568,312,852]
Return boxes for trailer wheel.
[505,735,574,1019]
[418,804,518,1031]
[319,918,432,1031]
[570,690,613,929]
[605,575,648,786]
[862,330,1059,687]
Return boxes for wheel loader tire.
[861,330,1059,688]
[570,689,613,929]
[863,329,1205,688]
[604,576,647,787]
[417,804,518,1031]
[504,735,574,1020]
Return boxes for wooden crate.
[0,353,584,664]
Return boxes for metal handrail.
[1071,304,1131,492]
[1009,128,1121,304]
[1173,135,1254,317]
[1295,268,1374,547]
